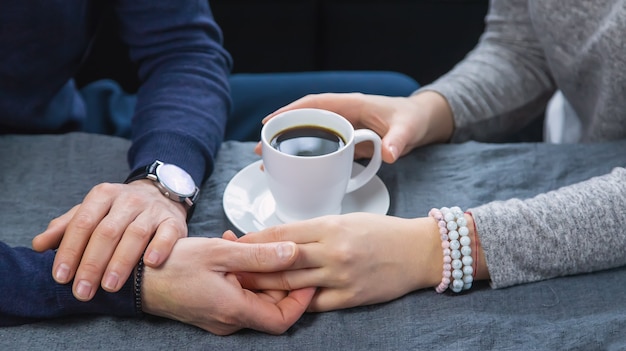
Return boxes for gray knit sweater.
[421,0,626,288]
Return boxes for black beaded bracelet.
[134,255,145,316]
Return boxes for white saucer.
[223,160,390,233]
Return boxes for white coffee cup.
[261,108,382,223]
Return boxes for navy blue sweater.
[0,243,136,326]
[0,0,231,325]
[0,0,232,185]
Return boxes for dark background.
[75,0,489,92]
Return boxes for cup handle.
[346,129,382,193]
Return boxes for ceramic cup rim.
[261,108,355,159]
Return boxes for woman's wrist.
[408,217,447,291]
[420,209,490,294]
[464,212,489,281]
[408,91,454,145]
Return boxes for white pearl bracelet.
[429,206,473,293]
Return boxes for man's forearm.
[0,242,137,326]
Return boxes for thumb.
[381,125,410,163]
[254,141,262,156]
[211,240,298,273]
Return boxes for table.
[1,132,625,350]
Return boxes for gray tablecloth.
[1,132,625,350]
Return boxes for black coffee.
[271,125,345,156]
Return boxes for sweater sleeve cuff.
[55,270,138,319]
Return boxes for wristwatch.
[124,160,199,220]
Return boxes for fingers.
[255,289,288,304]
[233,220,330,270]
[32,205,79,252]
[222,230,238,241]
[237,266,326,292]
[237,219,322,245]
[209,240,299,272]
[235,240,333,291]
[242,287,317,335]
[307,289,352,312]
[259,92,412,165]
[261,93,422,165]
[100,214,179,294]
[70,197,145,300]
[97,210,186,296]
[53,181,188,301]
[142,213,187,266]
[262,93,363,123]
[52,184,116,288]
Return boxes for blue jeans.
[80,71,420,141]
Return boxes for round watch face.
[156,163,196,196]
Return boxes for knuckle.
[324,217,360,265]
[123,194,146,208]
[279,274,293,291]
[158,219,187,240]
[70,212,97,232]
[56,245,83,261]
[95,220,122,241]
[328,241,357,269]
[92,182,117,195]
[126,223,154,242]
[264,223,289,242]
[248,244,272,268]
[335,270,353,286]
[77,259,103,277]
[334,241,354,260]
[111,254,138,272]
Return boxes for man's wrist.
[134,255,145,316]
[124,161,199,222]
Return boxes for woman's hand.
[254,91,454,163]
[231,213,443,312]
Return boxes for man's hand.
[32,180,187,301]
[141,237,315,335]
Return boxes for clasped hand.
[141,237,315,335]
[230,213,442,312]
[30,179,316,335]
